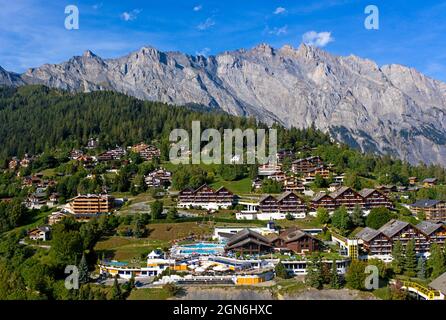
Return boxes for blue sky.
[1,0,445,81]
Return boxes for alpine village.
[1,85,446,300]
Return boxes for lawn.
[274,278,307,296]
[40,168,57,178]
[94,222,212,260]
[127,287,172,300]
[211,177,252,195]
[146,222,213,241]
[275,217,322,229]
[94,236,169,260]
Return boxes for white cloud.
[268,25,288,36]
[120,9,141,22]
[193,5,202,12]
[274,7,286,15]
[302,31,334,47]
[196,47,211,57]
[197,18,215,30]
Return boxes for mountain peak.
[1,44,446,166]
[82,50,97,58]
[251,43,274,55]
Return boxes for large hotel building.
[69,194,114,214]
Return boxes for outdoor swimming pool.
[174,242,225,256]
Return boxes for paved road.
[19,239,51,249]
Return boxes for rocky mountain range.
[1,44,446,166]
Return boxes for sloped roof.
[259,194,277,203]
[312,192,332,202]
[410,199,442,208]
[225,237,273,250]
[226,229,271,247]
[359,188,377,198]
[215,186,233,195]
[423,178,437,183]
[379,219,409,238]
[416,221,444,236]
[194,184,214,193]
[329,186,352,199]
[430,272,446,295]
[276,191,296,202]
[278,227,314,243]
[356,227,381,242]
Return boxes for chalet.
[74,154,95,168]
[252,177,263,191]
[268,170,287,182]
[409,177,418,185]
[328,183,341,192]
[376,185,398,194]
[359,188,393,209]
[258,163,282,176]
[28,226,51,241]
[20,154,33,168]
[291,156,324,174]
[276,149,295,164]
[68,194,114,214]
[271,227,319,254]
[302,165,331,183]
[258,192,307,219]
[416,221,446,247]
[311,192,337,211]
[225,229,273,255]
[132,143,161,161]
[86,137,99,149]
[69,149,84,160]
[283,176,305,193]
[333,174,345,184]
[355,219,445,260]
[22,175,42,187]
[145,169,172,188]
[409,200,446,221]
[47,193,59,206]
[8,157,19,170]
[26,189,47,209]
[48,211,69,225]
[97,147,126,162]
[328,187,365,210]
[423,178,438,188]
[177,185,236,210]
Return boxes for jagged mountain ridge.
[1,43,446,165]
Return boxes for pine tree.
[417,257,426,280]
[345,260,367,290]
[351,205,364,227]
[392,241,404,274]
[316,207,330,225]
[330,259,341,289]
[428,244,446,279]
[111,276,122,300]
[404,240,417,277]
[78,253,90,285]
[167,207,178,221]
[305,254,323,289]
[275,262,290,279]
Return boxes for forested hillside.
[0,85,267,164]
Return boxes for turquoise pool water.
[177,243,225,255]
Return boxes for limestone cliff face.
[2,44,446,165]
